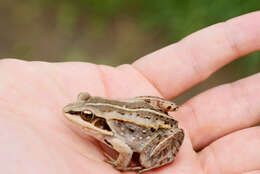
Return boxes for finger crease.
[228,81,254,126]
[185,102,202,149]
[130,64,165,98]
[97,65,110,97]
[208,146,224,174]
[222,21,242,58]
[181,42,209,81]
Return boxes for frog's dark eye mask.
[67,110,111,132]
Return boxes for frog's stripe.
[88,96,178,114]
[82,103,177,130]
[84,103,173,119]
[88,97,156,110]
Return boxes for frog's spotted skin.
[63,92,184,173]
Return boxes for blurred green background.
[0,0,259,102]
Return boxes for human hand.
[1,11,260,174]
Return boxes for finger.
[176,73,260,150]
[99,64,161,98]
[241,171,260,174]
[133,11,260,98]
[199,127,260,174]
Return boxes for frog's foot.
[116,166,143,171]
[104,152,143,171]
[103,152,115,165]
[137,167,154,174]
[137,165,164,174]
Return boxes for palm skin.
[1,12,260,174]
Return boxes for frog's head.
[63,93,113,136]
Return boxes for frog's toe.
[103,153,115,164]
[104,159,114,166]
[116,166,143,171]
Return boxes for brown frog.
[63,92,184,173]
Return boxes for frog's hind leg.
[137,156,175,174]
[135,96,178,112]
[139,129,184,173]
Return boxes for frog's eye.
[80,110,95,121]
[77,92,91,101]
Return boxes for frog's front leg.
[103,137,134,169]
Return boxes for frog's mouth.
[65,110,112,132]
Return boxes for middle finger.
[176,73,260,150]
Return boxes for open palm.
[1,12,260,174]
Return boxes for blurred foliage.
[1,0,259,64]
[37,0,260,39]
[0,0,259,102]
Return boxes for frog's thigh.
[139,129,184,169]
[105,137,133,168]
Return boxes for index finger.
[133,11,260,99]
